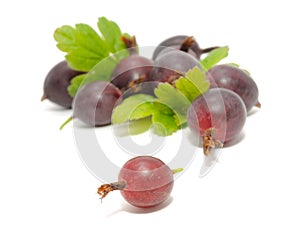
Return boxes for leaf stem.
[200,46,219,54]
[59,116,73,130]
[172,168,184,174]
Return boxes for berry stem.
[200,46,219,54]
[180,36,196,52]
[97,180,126,202]
[172,168,183,174]
[255,101,261,108]
[41,94,47,102]
[121,35,138,55]
[59,116,73,130]
[125,75,146,91]
[203,128,223,156]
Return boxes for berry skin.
[206,64,260,112]
[152,50,202,83]
[111,55,154,91]
[187,88,247,155]
[153,35,202,60]
[73,81,122,126]
[152,35,218,60]
[119,156,174,208]
[98,156,174,208]
[41,60,84,108]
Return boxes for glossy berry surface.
[118,156,174,208]
[207,64,259,112]
[187,88,247,154]
[111,55,154,91]
[42,60,84,108]
[152,50,201,83]
[73,81,122,126]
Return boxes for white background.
[1,0,300,235]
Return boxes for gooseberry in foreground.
[98,156,182,208]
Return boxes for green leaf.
[54,25,76,52]
[129,102,155,120]
[151,101,183,136]
[111,93,184,136]
[67,74,87,97]
[54,17,134,97]
[67,55,120,97]
[112,94,155,124]
[113,117,153,136]
[153,102,174,116]
[153,101,186,126]
[97,17,122,53]
[200,46,229,70]
[65,54,102,72]
[175,67,210,102]
[54,17,131,78]
[112,75,208,136]
[152,110,179,136]
[115,33,130,51]
[54,24,107,72]
[128,117,153,135]
[154,83,191,116]
[111,68,211,136]
[74,24,108,58]
[82,56,118,84]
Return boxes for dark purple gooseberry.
[152,35,218,60]
[151,50,202,83]
[110,55,154,91]
[41,60,84,108]
[206,64,260,112]
[187,88,247,155]
[72,81,122,126]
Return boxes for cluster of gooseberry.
[42,34,260,209]
[42,35,218,127]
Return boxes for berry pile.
[42,17,260,209]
